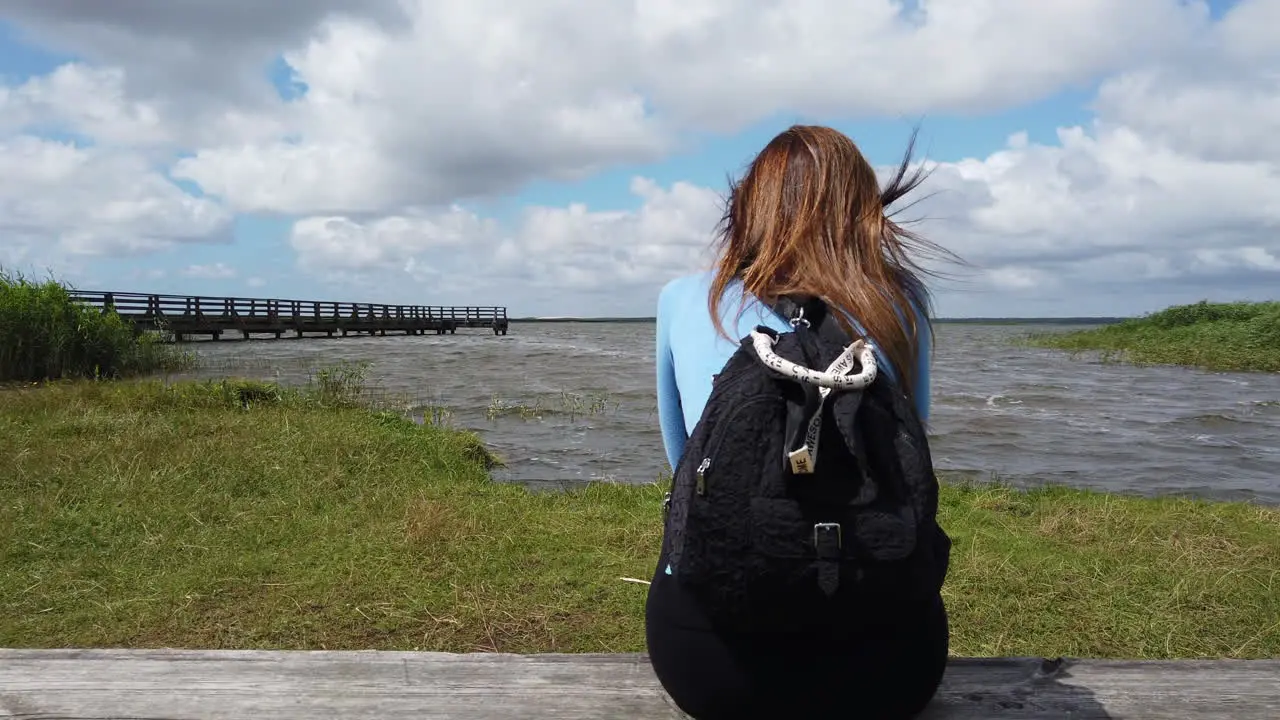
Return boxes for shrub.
[0,269,193,382]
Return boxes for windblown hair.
[709,124,954,397]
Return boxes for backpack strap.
[768,297,874,595]
[765,295,874,477]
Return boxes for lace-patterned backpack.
[660,296,951,633]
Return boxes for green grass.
[2,379,1278,658]
[1024,300,1280,372]
[0,270,194,382]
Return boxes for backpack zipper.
[689,396,772,498]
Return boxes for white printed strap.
[749,330,878,475]
[749,331,877,390]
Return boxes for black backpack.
[660,296,951,634]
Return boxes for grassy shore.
[3,378,1278,659]
[0,271,192,382]
[1024,300,1280,373]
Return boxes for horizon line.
[511,315,1129,323]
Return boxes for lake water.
[170,322,1280,505]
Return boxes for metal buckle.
[789,307,811,328]
[813,522,842,549]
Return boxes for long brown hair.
[709,124,955,396]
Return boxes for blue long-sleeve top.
[655,271,932,470]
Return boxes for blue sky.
[1,0,1276,318]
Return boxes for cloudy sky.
[1,0,1277,318]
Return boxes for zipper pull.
[695,457,711,496]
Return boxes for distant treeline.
[935,317,1126,325]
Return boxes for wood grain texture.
[0,650,1276,719]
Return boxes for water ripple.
[170,322,1280,504]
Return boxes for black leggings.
[645,561,949,720]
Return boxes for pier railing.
[68,290,509,341]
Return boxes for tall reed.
[0,270,193,382]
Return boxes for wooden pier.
[0,650,1275,718]
[69,291,509,341]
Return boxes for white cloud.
[169,9,669,214]
[0,0,407,114]
[290,209,496,273]
[0,135,232,267]
[0,64,167,147]
[984,266,1053,291]
[180,262,238,279]
[924,124,1280,265]
[510,178,723,289]
[0,62,291,153]
[1192,247,1280,274]
[286,100,1280,315]
[287,177,723,310]
[73,0,1210,215]
[1092,0,1280,164]
[1,0,1278,316]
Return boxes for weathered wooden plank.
[0,650,1275,719]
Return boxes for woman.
[647,125,954,719]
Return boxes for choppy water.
[169,322,1280,504]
